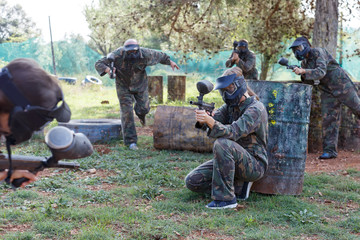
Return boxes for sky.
[10,0,97,42]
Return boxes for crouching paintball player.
[289,36,360,159]
[185,67,268,209]
[95,39,179,150]
[0,58,72,187]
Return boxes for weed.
[284,209,320,224]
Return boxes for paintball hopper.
[278,57,289,67]
[45,126,93,161]
[196,80,214,95]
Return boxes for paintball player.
[185,67,268,209]
[225,39,259,80]
[0,58,71,187]
[289,36,360,159]
[95,39,179,150]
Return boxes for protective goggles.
[291,44,305,54]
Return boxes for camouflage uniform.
[185,96,268,201]
[300,47,360,156]
[95,47,171,145]
[225,51,259,80]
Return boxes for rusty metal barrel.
[338,82,360,152]
[247,81,313,195]
[153,106,214,152]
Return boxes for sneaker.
[129,143,138,150]
[205,197,237,209]
[319,152,337,159]
[138,115,146,126]
[237,182,253,201]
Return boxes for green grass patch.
[0,81,359,240]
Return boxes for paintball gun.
[0,126,93,188]
[278,57,320,85]
[189,80,215,115]
[277,57,299,70]
[107,53,116,79]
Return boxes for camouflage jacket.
[226,50,259,80]
[208,96,268,167]
[300,47,354,94]
[95,47,171,92]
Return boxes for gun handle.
[110,63,115,79]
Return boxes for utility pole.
[49,16,57,75]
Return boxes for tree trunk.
[260,54,271,80]
[313,0,339,57]
[308,0,339,153]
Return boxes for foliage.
[0,0,40,43]
[84,0,312,79]
[84,0,168,56]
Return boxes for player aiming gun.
[278,57,319,85]
[0,126,93,188]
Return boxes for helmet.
[290,37,311,61]
[215,73,247,106]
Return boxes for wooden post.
[148,76,163,103]
[168,75,186,102]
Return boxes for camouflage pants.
[116,84,150,145]
[320,83,360,155]
[185,138,265,201]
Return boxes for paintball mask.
[233,40,249,55]
[124,44,140,60]
[215,73,247,106]
[0,67,71,145]
[290,37,311,61]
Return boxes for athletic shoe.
[205,197,237,209]
[129,143,139,150]
[319,152,337,159]
[237,182,253,201]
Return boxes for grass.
[0,76,359,239]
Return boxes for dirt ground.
[137,125,360,173]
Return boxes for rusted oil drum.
[59,119,122,143]
[339,82,360,152]
[153,106,214,152]
[247,81,313,195]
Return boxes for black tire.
[58,119,122,143]
[82,75,102,85]
[58,77,77,85]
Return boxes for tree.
[240,0,311,80]
[0,0,40,43]
[313,0,339,56]
[84,0,169,56]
